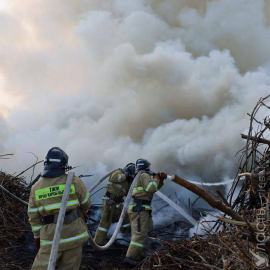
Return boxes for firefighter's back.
[28,147,91,270]
[29,175,89,253]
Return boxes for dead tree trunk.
[171,175,244,222]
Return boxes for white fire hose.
[0,170,242,252]
[86,172,197,251]
[88,168,120,193]
[87,171,142,251]
[87,172,244,250]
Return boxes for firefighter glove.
[161,172,168,180]
[158,172,167,180]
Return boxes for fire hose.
[86,172,197,251]
[0,170,144,251]
[88,168,120,193]
[76,172,244,251]
[0,170,246,251]
[86,170,143,251]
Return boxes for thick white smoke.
[1,0,270,203]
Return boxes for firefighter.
[94,163,135,245]
[28,147,91,270]
[124,159,167,265]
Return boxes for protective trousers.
[126,210,153,261]
[31,244,82,270]
[94,199,131,245]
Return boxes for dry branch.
[0,153,14,159]
[216,190,230,208]
[0,185,28,206]
[166,254,223,270]
[216,216,268,229]
[15,160,43,178]
[171,175,244,222]
[241,134,270,145]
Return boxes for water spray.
[167,175,242,186]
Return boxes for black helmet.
[124,163,135,178]
[43,147,69,178]
[136,159,151,171]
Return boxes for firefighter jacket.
[129,172,163,211]
[105,169,131,199]
[28,174,91,252]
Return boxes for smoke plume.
[1,0,270,202]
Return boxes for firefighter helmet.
[124,163,135,178]
[136,159,151,171]
[43,147,69,178]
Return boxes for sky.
[0,0,270,202]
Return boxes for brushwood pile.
[0,171,33,270]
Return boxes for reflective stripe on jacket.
[28,174,91,252]
[129,172,163,211]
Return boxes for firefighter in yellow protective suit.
[124,159,167,265]
[94,163,135,245]
[28,147,91,270]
